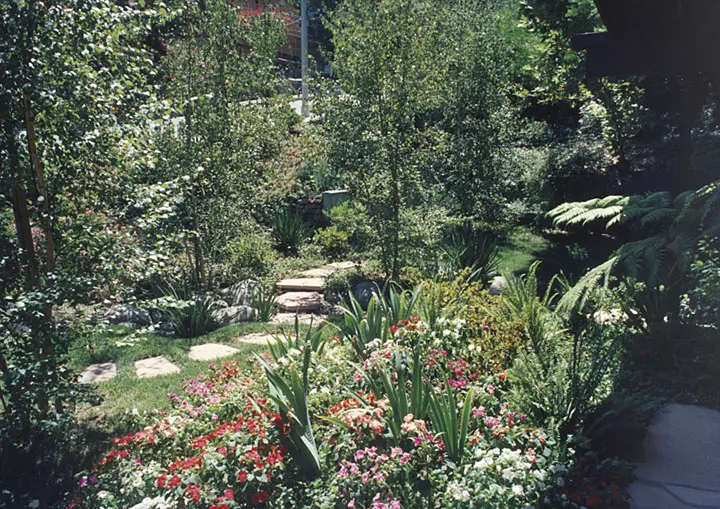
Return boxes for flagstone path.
[628,404,720,509]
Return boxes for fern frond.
[557,257,618,313]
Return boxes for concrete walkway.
[628,404,720,509]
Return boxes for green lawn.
[496,227,552,275]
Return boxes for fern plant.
[548,181,720,323]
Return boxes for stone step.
[299,261,359,278]
[79,363,117,384]
[276,291,323,312]
[277,277,326,292]
[271,312,327,326]
[135,356,180,379]
[188,343,240,361]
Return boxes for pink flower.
[399,453,411,465]
[355,449,365,461]
[361,472,369,484]
[348,500,356,509]
[487,383,495,395]
[472,406,486,417]
[390,447,403,459]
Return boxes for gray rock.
[488,276,508,296]
[211,305,256,325]
[105,304,151,326]
[219,280,260,307]
[352,281,379,309]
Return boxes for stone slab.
[78,363,117,384]
[271,313,327,326]
[634,404,720,490]
[629,404,720,509]
[235,332,277,345]
[327,261,357,270]
[628,482,695,509]
[276,291,323,312]
[135,356,180,379]
[666,485,720,507]
[277,278,326,292]
[188,343,240,362]
[300,267,335,278]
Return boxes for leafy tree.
[153,0,292,288]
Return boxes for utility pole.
[300,0,309,117]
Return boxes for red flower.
[217,446,228,456]
[185,484,202,503]
[389,326,398,334]
[237,470,248,482]
[156,473,167,488]
[168,475,181,488]
[223,488,234,501]
[251,490,269,505]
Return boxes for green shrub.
[429,273,525,370]
[226,230,275,283]
[325,201,372,251]
[272,210,310,256]
[313,225,350,260]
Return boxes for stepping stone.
[629,404,720,509]
[188,343,240,361]
[300,267,335,278]
[327,261,357,270]
[78,363,117,384]
[276,291,323,312]
[235,332,277,345]
[135,356,180,379]
[271,313,328,326]
[277,278,326,292]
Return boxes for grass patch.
[496,227,552,274]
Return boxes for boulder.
[488,276,508,296]
[105,304,151,326]
[211,305,256,325]
[352,281,379,309]
[219,280,260,307]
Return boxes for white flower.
[512,485,525,497]
[28,501,40,509]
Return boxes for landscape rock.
[276,292,323,312]
[211,305,255,325]
[300,267,335,278]
[352,281,379,309]
[219,281,260,307]
[488,276,508,296]
[105,304,151,326]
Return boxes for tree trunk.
[23,91,54,273]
